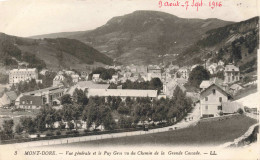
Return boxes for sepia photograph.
[0,0,259,159]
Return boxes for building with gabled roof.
[163,79,186,97]
[18,95,43,109]
[229,83,243,94]
[0,91,17,107]
[224,64,240,84]
[66,81,110,95]
[53,74,65,87]
[87,89,158,100]
[200,83,233,118]
[15,86,65,107]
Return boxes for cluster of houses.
[0,60,256,119]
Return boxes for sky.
[0,0,258,37]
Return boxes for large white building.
[9,68,38,84]
[86,89,158,101]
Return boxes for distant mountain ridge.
[30,10,233,65]
[0,33,113,71]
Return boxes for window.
[218,106,222,110]
[205,105,208,110]
[205,97,208,101]
[219,97,222,102]
[212,89,216,95]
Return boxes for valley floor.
[54,114,256,147]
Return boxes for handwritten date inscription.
[159,0,222,11]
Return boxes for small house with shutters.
[18,95,43,109]
[200,84,232,118]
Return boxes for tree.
[72,88,88,105]
[117,103,130,115]
[100,106,116,130]
[237,108,244,114]
[111,96,122,110]
[39,71,57,88]
[149,78,163,91]
[61,94,72,105]
[15,123,23,134]
[231,42,242,63]
[118,116,133,128]
[188,66,210,88]
[68,121,74,130]
[2,119,14,139]
[62,74,73,87]
[62,104,75,122]
[20,117,36,133]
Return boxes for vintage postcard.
[0,0,259,159]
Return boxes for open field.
[63,115,257,147]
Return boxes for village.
[0,55,258,145]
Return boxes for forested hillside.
[0,33,113,71]
[175,16,259,75]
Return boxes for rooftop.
[200,80,212,89]
[10,68,37,72]
[20,95,42,106]
[88,89,158,98]
[66,81,110,95]
[5,91,17,101]
[225,64,239,72]
[23,86,63,95]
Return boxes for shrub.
[56,131,61,136]
[65,131,72,135]
[93,129,101,132]
[14,135,23,140]
[72,130,79,135]
[237,108,244,114]
[59,122,66,130]
[15,123,23,134]
[84,129,89,133]
[219,111,224,116]
[68,121,74,130]
[46,132,54,137]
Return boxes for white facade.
[200,84,230,118]
[71,74,80,83]
[92,74,100,82]
[9,68,38,84]
[224,64,240,84]
[178,67,190,80]
[53,74,65,87]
